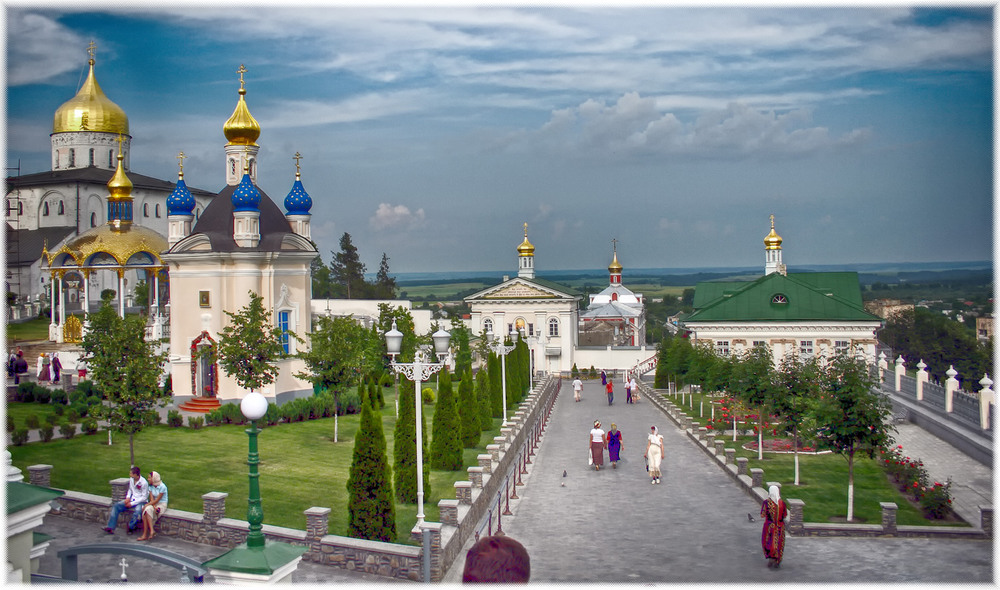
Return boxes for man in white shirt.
[103,466,149,534]
[572,377,583,402]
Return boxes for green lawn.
[8,384,504,545]
[7,317,53,342]
[665,390,969,527]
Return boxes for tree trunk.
[129,432,135,467]
[847,448,855,521]
[334,413,339,443]
[757,405,764,461]
[793,424,800,485]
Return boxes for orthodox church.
[579,241,646,346]
[6,44,215,312]
[680,216,883,363]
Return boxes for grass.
[7,317,53,342]
[664,389,969,527]
[7,402,68,429]
[8,384,505,545]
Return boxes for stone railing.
[885,353,994,432]
[25,375,561,582]
[635,380,992,540]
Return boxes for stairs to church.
[178,397,221,413]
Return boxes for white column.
[151,270,159,310]
[916,360,928,401]
[57,276,65,342]
[945,366,958,413]
[118,272,125,317]
[978,375,993,430]
[894,356,905,392]
[82,272,90,315]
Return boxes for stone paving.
[445,380,993,583]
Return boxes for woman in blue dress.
[606,423,623,468]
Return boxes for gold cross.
[243,145,251,173]
[293,152,302,176]
[611,237,618,253]
[177,151,186,177]
[115,133,124,151]
[87,41,96,61]
[237,64,247,89]
[770,214,775,228]
[523,222,528,238]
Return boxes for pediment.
[469,278,568,301]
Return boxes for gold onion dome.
[764,215,783,250]
[517,223,535,257]
[608,250,623,273]
[52,50,129,135]
[223,64,260,146]
[107,150,133,201]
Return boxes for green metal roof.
[7,481,64,515]
[684,272,880,323]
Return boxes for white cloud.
[6,12,91,85]
[369,203,426,231]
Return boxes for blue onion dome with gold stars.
[167,152,195,215]
[232,169,261,212]
[284,152,312,215]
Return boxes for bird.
[747,513,755,522]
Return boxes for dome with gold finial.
[223,64,260,146]
[517,222,535,257]
[52,43,129,135]
[608,249,622,274]
[764,215,783,250]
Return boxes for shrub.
[18,384,35,403]
[45,413,61,426]
[50,389,68,405]
[204,408,224,426]
[380,374,394,388]
[59,422,76,439]
[85,396,102,407]
[422,387,435,405]
[571,363,580,379]
[263,402,281,427]
[69,390,86,405]
[11,429,29,446]
[146,409,162,426]
[81,418,98,435]
[316,393,337,418]
[338,390,362,415]
[76,380,103,399]
[919,478,953,519]
[24,414,40,430]
[33,386,51,404]
[39,424,54,442]
[221,403,246,425]
[6,414,14,432]
[167,410,184,428]
[66,408,80,423]
[70,402,88,419]
[52,404,65,416]
[187,416,204,430]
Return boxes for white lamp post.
[487,329,518,427]
[385,321,450,526]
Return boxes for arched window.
[278,310,291,354]
[771,294,788,304]
[42,202,50,216]
[230,159,236,176]
[90,212,96,227]
[195,207,201,221]
[58,201,64,215]
[155,204,161,218]
[89,149,95,166]
[109,150,114,168]
[548,318,559,337]
[69,149,75,167]
[143,203,149,217]
[483,318,494,335]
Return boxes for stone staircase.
[177,397,221,413]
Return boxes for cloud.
[369,203,426,231]
[6,12,91,85]
[658,217,682,232]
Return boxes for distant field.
[398,281,493,300]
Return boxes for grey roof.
[580,300,642,320]
[6,167,215,197]
[5,224,75,266]
[185,184,313,253]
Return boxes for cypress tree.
[504,338,522,408]
[347,387,395,541]
[393,377,431,503]
[430,370,463,470]
[458,370,480,447]
[475,368,492,431]
[488,352,502,417]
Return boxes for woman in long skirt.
[606,423,623,468]
[589,420,606,471]
[644,426,663,484]
[761,484,789,568]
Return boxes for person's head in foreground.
[462,535,530,583]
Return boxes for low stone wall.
[27,375,561,582]
[636,381,992,540]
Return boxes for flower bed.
[742,437,830,454]
[879,444,956,520]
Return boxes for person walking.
[624,376,632,404]
[51,352,62,382]
[644,425,664,485]
[572,377,583,402]
[13,352,28,385]
[589,420,606,471]
[629,376,639,402]
[137,471,168,541]
[600,370,607,386]
[606,423,623,469]
[760,484,790,569]
[605,380,614,405]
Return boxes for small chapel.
[579,241,646,347]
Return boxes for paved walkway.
[444,380,992,583]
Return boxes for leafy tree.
[80,301,168,466]
[374,253,397,299]
[449,316,473,376]
[393,376,430,503]
[347,388,395,541]
[216,291,286,393]
[810,352,895,521]
[430,370,463,470]
[331,232,367,299]
[729,345,777,460]
[475,368,493,431]
[775,353,823,486]
[881,307,991,385]
[458,370,480,447]
[298,314,380,442]
[133,280,150,315]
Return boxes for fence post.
[979,375,993,430]
[945,366,959,413]
[878,351,888,381]
[916,360,928,401]
[894,356,905,392]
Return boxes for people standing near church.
[7,351,15,380]
[589,420,606,471]
[103,466,148,534]
[644,426,664,484]
[760,484,789,569]
[572,377,583,402]
[13,352,28,385]
[606,423,623,468]
[51,352,62,382]
[624,376,632,404]
[137,471,168,541]
[605,380,614,405]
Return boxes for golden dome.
[764,214,783,250]
[608,249,622,273]
[46,224,167,269]
[107,149,132,201]
[517,222,535,257]
[52,51,129,135]
[223,64,260,146]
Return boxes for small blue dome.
[284,178,312,215]
[166,178,196,216]
[231,173,260,212]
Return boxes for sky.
[4,4,994,275]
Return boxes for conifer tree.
[458,370,480,447]
[347,388,396,541]
[487,352,502,417]
[504,338,522,407]
[430,370,463,470]
[475,368,492,431]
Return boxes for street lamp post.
[240,390,269,548]
[487,329,518,427]
[384,321,450,526]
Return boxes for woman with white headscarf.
[137,471,168,541]
[760,484,790,568]
[644,425,664,484]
